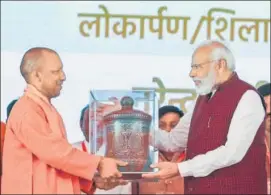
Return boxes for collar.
[25,84,51,104]
[216,72,238,92]
[205,72,237,100]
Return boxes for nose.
[189,69,196,78]
[164,125,172,132]
[61,71,66,82]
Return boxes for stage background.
[1,1,270,143]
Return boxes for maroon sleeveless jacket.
[185,73,267,194]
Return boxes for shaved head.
[20,47,58,83]
[20,47,66,99]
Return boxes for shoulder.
[8,96,46,124]
[240,90,264,106]
[238,78,258,92]
[232,78,263,107]
[236,90,265,114]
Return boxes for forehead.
[192,47,212,64]
[160,112,180,121]
[40,51,63,71]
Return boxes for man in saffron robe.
[143,40,267,194]
[1,47,127,194]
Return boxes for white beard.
[193,69,216,95]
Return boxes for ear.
[32,70,42,82]
[216,59,226,72]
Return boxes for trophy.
[89,90,159,180]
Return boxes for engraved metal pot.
[103,96,152,172]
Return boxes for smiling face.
[31,51,66,99]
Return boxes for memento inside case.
[89,90,158,180]
[104,96,152,174]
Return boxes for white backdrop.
[1,1,270,143]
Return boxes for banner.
[1,1,270,143]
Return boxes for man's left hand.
[142,162,180,180]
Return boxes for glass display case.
[89,89,159,180]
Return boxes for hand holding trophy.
[94,156,128,190]
[97,156,128,178]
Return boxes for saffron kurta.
[1,85,101,194]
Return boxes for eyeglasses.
[191,59,221,70]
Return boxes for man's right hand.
[97,157,128,179]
